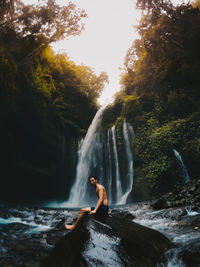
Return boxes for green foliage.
[0,45,18,123]
[106,0,200,193]
[101,101,123,130]
[122,3,200,102]
[0,1,109,202]
[115,117,124,154]
[104,1,200,197]
[192,0,200,9]
[0,0,87,44]
[0,47,16,95]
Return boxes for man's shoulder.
[97,184,104,190]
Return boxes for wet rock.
[110,210,135,220]
[41,214,172,267]
[151,179,200,211]
[41,222,89,267]
[189,186,196,193]
[178,214,200,228]
[163,208,187,220]
[195,179,200,188]
[1,223,31,233]
[0,220,68,267]
[182,239,200,267]
[191,206,200,212]
[152,198,170,210]
[54,218,66,229]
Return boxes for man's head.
[89,176,98,186]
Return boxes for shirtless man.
[65,176,109,230]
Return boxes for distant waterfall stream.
[119,119,135,204]
[66,107,135,207]
[173,149,191,184]
[111,125,123,202]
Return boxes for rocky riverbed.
[1,179,200,266]
[151,179,200,211]
[0,205,171,267]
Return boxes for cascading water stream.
[107,128,113,204]
[111,126,123,203]
[173,149,191,184]
[66,106,106,207]
[66,104,135,207]
[118,119,135,204]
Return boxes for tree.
[74,65,109,101]
[122,1,200,99]
[0,0,87,64]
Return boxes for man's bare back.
[96,184,108,206]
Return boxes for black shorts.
[91,205,109,218]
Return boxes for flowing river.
[1,106,197,266]
[1,202,200,266]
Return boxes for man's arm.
[90,187,104,214]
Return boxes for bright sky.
[54,0,141,105]
[23,0,141,105]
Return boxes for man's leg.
[65,207,91,230]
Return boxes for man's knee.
[81,207,90,213]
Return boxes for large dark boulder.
[41,214,172,267]
[182,239,200,267]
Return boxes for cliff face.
[1,126,79,203]
[0,43,98,203]
[0,84,97,203]
[101,100,200,202]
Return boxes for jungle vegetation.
[103,0,200,199]
[1,0,200,202]
[0,0,108,202]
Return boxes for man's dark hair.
[88,176,97,181]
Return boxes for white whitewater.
[173,149,191,184]
[119,119,135,204]
[111,126,123,203]
[107,128,113,203]
[66,104,135,207]
[66,106,106,207]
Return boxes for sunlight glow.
[23,0,141,105]
[54,0,141,105]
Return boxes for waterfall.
[66,105,135,207]
[111,126,123,203]
[66,106,106,207]
[119,119,135,204]
[107,129,113,204]
[173,149,191,184]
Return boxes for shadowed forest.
[1,0,200,203]
[0,0,108,202]
[104,0,200,200]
